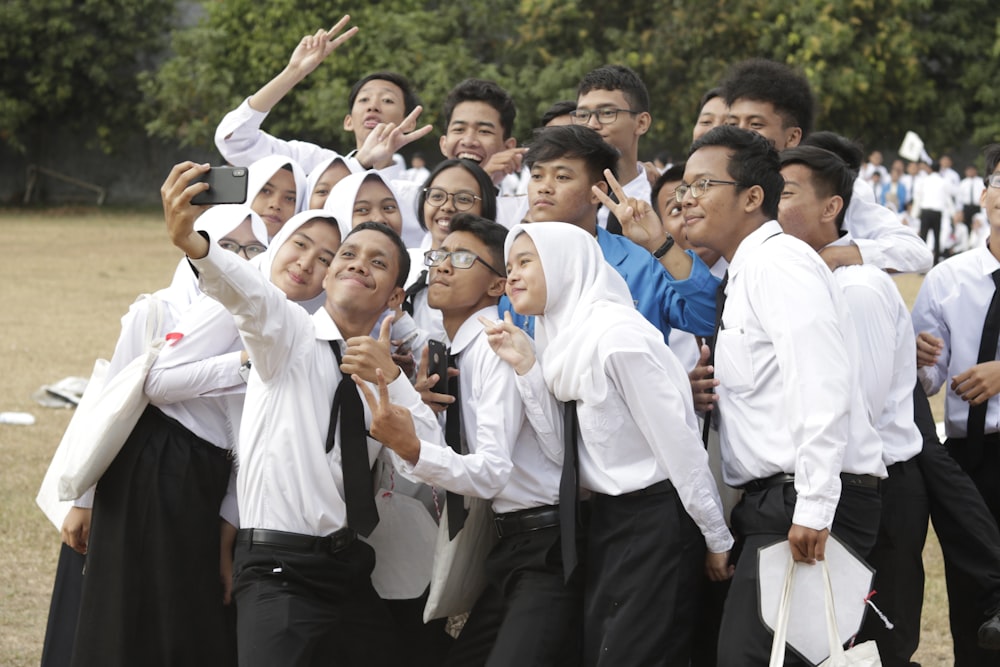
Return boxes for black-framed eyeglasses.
[674,178,744,203]
[423,187,482,211]
[569,107,640,125]
[424,249,504,277]
[218,239,267,258]
[987,173,1000,189]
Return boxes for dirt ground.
[0,208,955,665]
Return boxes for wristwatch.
[238,358,252,383]
[653,234,676,259]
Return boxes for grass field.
[0,208,955,665]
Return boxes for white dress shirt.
[846,176,932,273]
[191,242,442,537]
[400,308,562,514]
[828,237,921,466]
[515,335,734,554]
[913,245,1000,437]
[715,221,886,531]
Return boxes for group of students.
[39,15,1000,667]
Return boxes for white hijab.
[247,155,307,221]
[305,156,352,206]
[322,171,393,231]
[506,222,662,404]
[166,204,268,307]
[253,208,351,315]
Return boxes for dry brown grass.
[0,213,954,664]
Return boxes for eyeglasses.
[218,239,267,258]
[423,187,482,211]
[424,249,504,277]
[569,107,640,125]
[987,174,1000,189]
[674,178,744,203]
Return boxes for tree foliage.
[4,0,997,160]
[0,0,175,153]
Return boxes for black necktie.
[967,269,1000,442]
[327,341,379,537]
[560,400,580,582]
[702,271,729,446]
[445,351,467,539]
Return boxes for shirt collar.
[447,306,498,355]
[974,243,1000,277]
[728,220,783,279]
[312,306,346,343]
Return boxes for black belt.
[741,472,879,493]
[236,527,356,554]
[621,478,676,498]
[494,505,560,539]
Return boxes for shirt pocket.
[578,401,626,448]
[716,327,755,394]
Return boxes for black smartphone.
[191,166,248,205]
[426,339,450,395]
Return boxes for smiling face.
[309,161,352,210]
[423,166,484,248]
[727,98,801,150]
[504,232,547,316]
[352,178,403,235]
[427,231,505,324]
[574,88,649,161]
[252,168,298,238]
[323,228,405,322]
[343,79,407,147]
[269,219,341,302]
[681,145,757,261]
[527,156,603,231]
[439,101,515,165]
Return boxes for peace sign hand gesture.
[591,168,666,253]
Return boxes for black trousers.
[856,458,928,667]
[716,482,881,667]
[939,432,1000,667]
[919,208,944,265]
[445,524,583,667]
[71,406,235,667]
[40,543,86,667]
[584,486,704,667]
[233,537,395,667]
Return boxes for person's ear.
[743,184,765,214]
[504,136,518,150]
[343,114,353,132]
[784,126,803,149]
[634,111,652,137]
[590,180,609,205]
[386,285,405,311]
[823,195,844,225]
[488,277,506,298]
[439,134,450,159]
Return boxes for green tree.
[0,0,175,153]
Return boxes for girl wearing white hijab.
[246,154,307,239]
[71,210,345,667]
[165,204,268,307]
[323,170,404,237]
[305,155,353,210]
[488,222,734,666]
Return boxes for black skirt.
[71,405,235,667]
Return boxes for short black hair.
[689,125,783,220]
[524,125,619,184]
[448,212,508,275]
[699,87,722,109]
[417,159,497,232]
[720,59,814,139]
[651,161,686,210]
[780,146,854,230]
[802,131,863,173]
[344,221,411,288]
[985,144,1000,182]
[540,100,576,127]
[442,79,517,139]
[577,64,650,113]
[349,72,421,116]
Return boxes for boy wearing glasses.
[573,64,653,231]
[372,213,581,665]
[680,126,885,666]
[525,124,720,341]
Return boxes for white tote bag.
[769,559,881,667]
[47,295,167,503]
[423,496,498,622]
